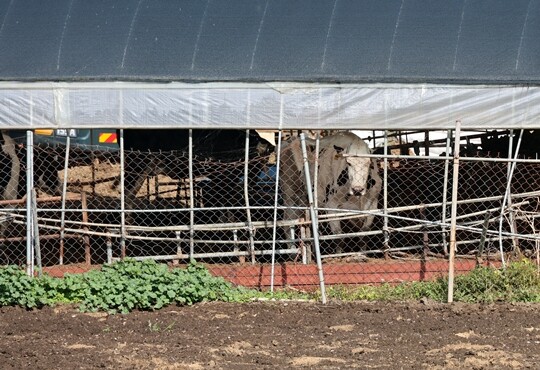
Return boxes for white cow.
[279,132,381,252]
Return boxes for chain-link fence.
[1,129,539,294]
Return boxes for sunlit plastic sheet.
[0,83,539,130]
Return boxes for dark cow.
[118,129,272,218]
[279,132,381,253]
[481,130,540,158]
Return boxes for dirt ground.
[1,301,539,369]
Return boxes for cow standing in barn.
[279,131,381,253]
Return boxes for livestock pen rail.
[1,129,539,291]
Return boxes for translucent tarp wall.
[0,83,539,130]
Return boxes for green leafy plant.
[77,259,252,313]
[1,259,538,312]
[0,266,40,308]
[0,259,259,313]
[324,260,540,303]
[453,259,540,303]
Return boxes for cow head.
[334,141,371,197]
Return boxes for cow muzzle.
[349,187,366,197]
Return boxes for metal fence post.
[59,135,71,265]
[119,129,126,259]
[270,130,283,292]
[188,129,195,259]
[31,188,42,277]
[243,129,256,264]
[383,131,389,258]
[26,130,34,276]
[448,121,461,303]
[441,129,452,255]
[300,133,326,304]
[499,129,524,267]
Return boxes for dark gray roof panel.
[0,0,538,84]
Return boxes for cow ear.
[333,145,344,154]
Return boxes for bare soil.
[1,301,539,369]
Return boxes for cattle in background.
[279,131,381,253]
[481,130,540,158]
[119,129,272,219]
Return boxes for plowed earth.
[1,301,539,369]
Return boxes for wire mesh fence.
[1,129,539,293]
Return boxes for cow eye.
[333,145,344,153]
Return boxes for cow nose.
[349,187,366,196]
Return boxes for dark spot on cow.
[336,168,348,187]
[366,161,379,190]
[324,184,337,203]
[367,176,376,190]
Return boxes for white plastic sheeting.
[0,82,538,130]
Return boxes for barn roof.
[0,0,539,84]
[0,0,539,130]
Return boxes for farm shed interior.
[0,0,539,286]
